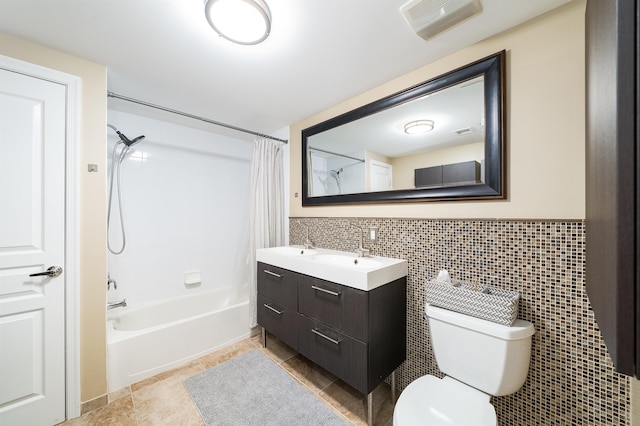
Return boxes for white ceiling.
[0,0,573,140]
[310,75,485,158]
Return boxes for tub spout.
[107,299,127,310]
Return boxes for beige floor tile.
[319,380,395,426]
[61,395,136,426]
[132,362,204,404]
[61,336,382,426]
[259,333,297,363]
[133,381,204,426]
[108,386,131,403]
[198,339,256,369]
[131,360,205,393]
[281,353,337,393]
[248,332,263,348]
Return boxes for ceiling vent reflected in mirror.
[454,127,473,135]
[400,0,482,40]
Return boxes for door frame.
[0,55,81,419]
[368,159,393,191]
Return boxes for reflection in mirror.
[302,51,505,205]
[308,76,485,196]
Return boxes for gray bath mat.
[183,349,347,426]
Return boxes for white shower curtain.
[248,137,285,327]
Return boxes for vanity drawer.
[257,294,298,351]
[297,315,368,394]
[257,262,298,309]
[298,276,367,341]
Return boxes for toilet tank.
[425,304,535,396]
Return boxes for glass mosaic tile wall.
[289,217,631,425]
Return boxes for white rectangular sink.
[256,245,407,291]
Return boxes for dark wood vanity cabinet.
[256,263,299,351]
[586,0,639,378]
[257,262,407,394]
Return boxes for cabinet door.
[257,294,298,350]
[297,315,368,394]
[257,262,298,309]
[442,161,480,185]
[586,0,638,377]
[414,165,443,187]
[298,276,368,341]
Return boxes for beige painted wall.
[0,33,108,402]
[290,0,586,220]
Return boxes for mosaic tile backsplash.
[289,217,631,425]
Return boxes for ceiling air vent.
[454,127,473,135]
[400,0,482,41]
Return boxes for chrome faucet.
[350,223,370,257]
[107,299,127,310]
[303,224,315,249]
[107,274,117,290]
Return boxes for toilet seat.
[393,375,497,426]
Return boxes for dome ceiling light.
[204,0,271,45]
[404,119,435,135]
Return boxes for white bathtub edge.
[107,290,256,392]
[115,331,253,391]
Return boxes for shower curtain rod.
[309,147,365,162]
[107,91,288,144]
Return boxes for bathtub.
[107,286,253,391]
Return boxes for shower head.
[107,124,145,147]
[118,131,145,147]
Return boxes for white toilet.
[393,304,535,425]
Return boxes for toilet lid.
[394,375,497,426]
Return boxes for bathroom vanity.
[256,246,407,424]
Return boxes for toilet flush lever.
[29,266,63,278]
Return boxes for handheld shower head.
[107,124,145,147]
[118,131,145,147]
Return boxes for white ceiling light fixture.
[204,0,271,45]
[404,120,435,134]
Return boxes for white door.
[0,68,67,425]
[369,160,393,191]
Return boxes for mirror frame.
[302,50,506,206]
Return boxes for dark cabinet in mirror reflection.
[302,50,506,206]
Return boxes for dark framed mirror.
[302,50,505,206]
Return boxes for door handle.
[29,266,63,278]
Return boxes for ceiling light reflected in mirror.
[404,119,435,134]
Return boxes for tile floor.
[60,333,395,426]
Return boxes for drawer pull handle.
[311,285,341,297]
[311,328,341,345]
[263,304,284,315]
[263,270,282,278]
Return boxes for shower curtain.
[248,137,284,327]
